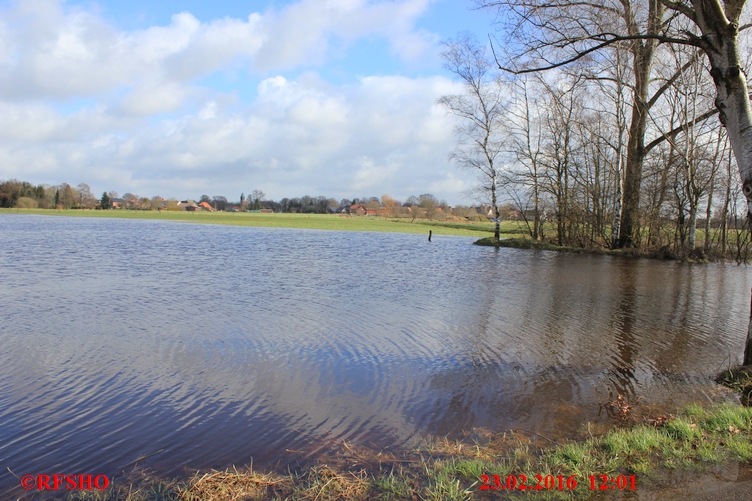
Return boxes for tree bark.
[683,0,752,362]
[617,0,663,247]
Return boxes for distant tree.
[340,198,352,209]
[315,196,328,213]
[410,205,424,221]
[108,191,118,201]
[150,196,164,210]
[121,193,138,208]
[55,183,78,209]
[382,194,400,217]
[288,197,302,213]
[453,205,473,219]
[40,187,55,208]
[405,195,419,207]
[0,180,20,207]
[250,190,265,210]
[365,198,380,210]
[264,200,282,212]
[419,194,438,220]
[212,196,228,211]
[100,192,112,210]
[200,194,211,204]
[77,183,96,208]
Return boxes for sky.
[0,0,497,205]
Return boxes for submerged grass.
[33,402,752,501]
[717,366,752,405]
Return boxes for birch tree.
[504,77,546,240]
[439,35,507,240]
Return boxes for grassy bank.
[474,237,716,262]
[31,399,752,501]
[0,208,507,238]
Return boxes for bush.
[15,197,38,209]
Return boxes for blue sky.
[0,0,498,204]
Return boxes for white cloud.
[0,0,478,204]
[0,0,434,102]
[0,73,467,201]
[0,8,265,103]
[252,0,433,71]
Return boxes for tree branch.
[644,108,719,153]
[660,0,697,24]
[647,49,701,109]
[490,32,701,74]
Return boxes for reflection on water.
[0,215,750,492]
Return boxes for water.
[1,214,750,493]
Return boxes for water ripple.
[0,214,750,494]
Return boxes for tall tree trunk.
[612,153,623,248]
[492,169,500,240]
[619,98,649,247]
[705,175,714,255]
[617,0,662,248]
[721,151,732,257]
[688,206,697,251]
[689,0,752,363]
[533,175,541,240]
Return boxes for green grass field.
[0,208,511,238]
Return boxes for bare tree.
[481,1,723,248]
[77,183,96,209]
[418,193,439,220]
[439,34,506,239]
[504,77,546,240]
[250,189,266,210]
[382,194,399,217]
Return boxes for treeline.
[0,179,496,221]
[0,180,98,209]
[442,8,752,261]
[226,192,497,220]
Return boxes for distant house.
[198,201,214,211]
[177,200,199,211]
[349,204,367,216]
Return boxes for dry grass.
[179,466,291,501]
[292,466,371,501]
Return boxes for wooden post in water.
[428,230,432,242]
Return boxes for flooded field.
[1,214,749,494]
